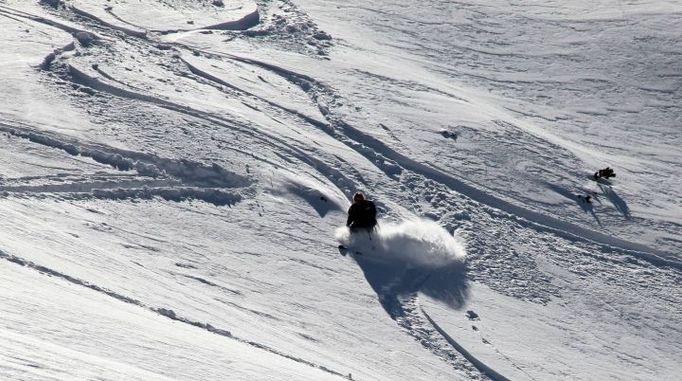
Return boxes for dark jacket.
[346,200,377,230]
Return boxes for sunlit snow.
[1,0,680,380]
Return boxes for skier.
[577,194,592,204]
[338,192,378,256]
[346,192,377,233]
[594,167,616,180]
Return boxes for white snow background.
[0,0,680,380]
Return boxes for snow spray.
[336,218,466,268]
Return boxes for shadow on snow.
[345,250,470,319]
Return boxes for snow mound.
[70,0,258,33]
[270,172,347,217]
[336,219,466,269]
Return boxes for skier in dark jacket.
[594,167,616,180]
[346,192,377,232]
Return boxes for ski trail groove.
[223,53,679,268]
[69,2,258,34]
[103,8,147,32]
[60,65,356,194]
[0,123,248,205]
[0,249,352,380]
[189,50,404,178]
[180,56,330,130]
[57,62,359,196]
[336,119,678,265]
[0,5,88,36]
[187,48,678,267]
[0,123,249,188]
[37,17,361,198]
[380,290,489,380]
[421,308,511,381]
[70,6,147,37]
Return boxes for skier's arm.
[346,206,354,227]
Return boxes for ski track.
[2,9,357,201]
[0,249,352,380]
[47,49,361,198]
[0,122,249,206]
[70,6,147,38]
[16,2,609,263]
[74,4,259,34]
[3,2,680,379]
[0,5,87,36]
[173,42,679,269]
[421,308,510,381]
[391,293,491,380]
[103,8,147,33]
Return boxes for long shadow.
[347,252,470,319]
[343,250,512,381]
[285,183,344,217]
[545,183,602,226]
[577,196,602,226]
[598,184,631,219]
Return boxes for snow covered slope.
[1,0,680,380]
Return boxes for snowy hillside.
[1,0,680,380]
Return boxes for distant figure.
[346,192,377,232]
[577,194,592,204]
[594,167,616,180]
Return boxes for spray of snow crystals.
[336,218,466,268]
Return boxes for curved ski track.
[2,2,680,380]
[172,43,680,269]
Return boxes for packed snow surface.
[1,0,680,380]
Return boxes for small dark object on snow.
[312,31,332,41]
[440,129,458,140]
[466,310,480,320]
[40,0,61,8]
[74,31,96,47]
[212,0,225,7]
[594,167,616,180]
[577,194,592,203]
[346,192,377,232]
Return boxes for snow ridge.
[70,6,147,37]
[2,0,680,378]
[0,249,352,380]
[422,308,510,381]
[0,123,249,205]
[207,47,678,267]
[334,120,678,267]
